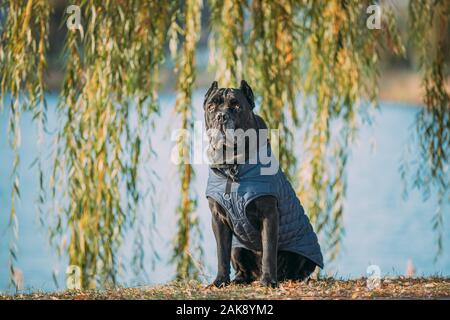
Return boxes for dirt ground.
[1,277,449,300]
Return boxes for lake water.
[1,93,449,293]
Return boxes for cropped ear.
[240,80,255,110]
[203,81,218,109]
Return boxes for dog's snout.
[216,112,229,123]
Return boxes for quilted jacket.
[206,143,324,268]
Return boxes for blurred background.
[0,0,449,292]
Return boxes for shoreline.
[44,69,447,107]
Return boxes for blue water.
[1,93,449,293]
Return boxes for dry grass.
[1,278,449,300]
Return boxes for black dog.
[204,80,323,287]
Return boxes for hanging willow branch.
[0,0,50,288]
[403,0,450,257]
[208,0,245,87]
[296,0,403,260]
[171,0,203,280]
[49,0,173,288]
[246,0,300,181]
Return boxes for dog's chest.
[215,188,263,235]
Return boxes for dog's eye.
[229,99,238,106]
[229,99,240,111]
[210,97,222,107]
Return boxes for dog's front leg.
[210,201,232,287]
[256,196,279,287]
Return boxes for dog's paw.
[260,275,278,288]
[231,273,251,285]
[212,276,230,288]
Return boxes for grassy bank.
[1,278,449,300]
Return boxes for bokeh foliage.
[0,0,50,288]
[401,0,450,258]
[0,0,449,287]
[171,0,204,280]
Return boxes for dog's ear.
[204,81,218,109]
[240,80,255,110]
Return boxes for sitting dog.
[204,80,323,287]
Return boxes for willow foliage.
[209,0,245,87]
[296,0,404,260]
[0,0,449,288]
[171,0,204,280]
[247,0,301,182]
[402,0,450,257]
[0,0,50,287]
[46,0,177,288]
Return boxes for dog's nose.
[216,112,229,123]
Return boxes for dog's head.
[203,80,257,166]
[204,80,255,131]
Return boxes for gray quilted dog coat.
[206,143,324,268]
